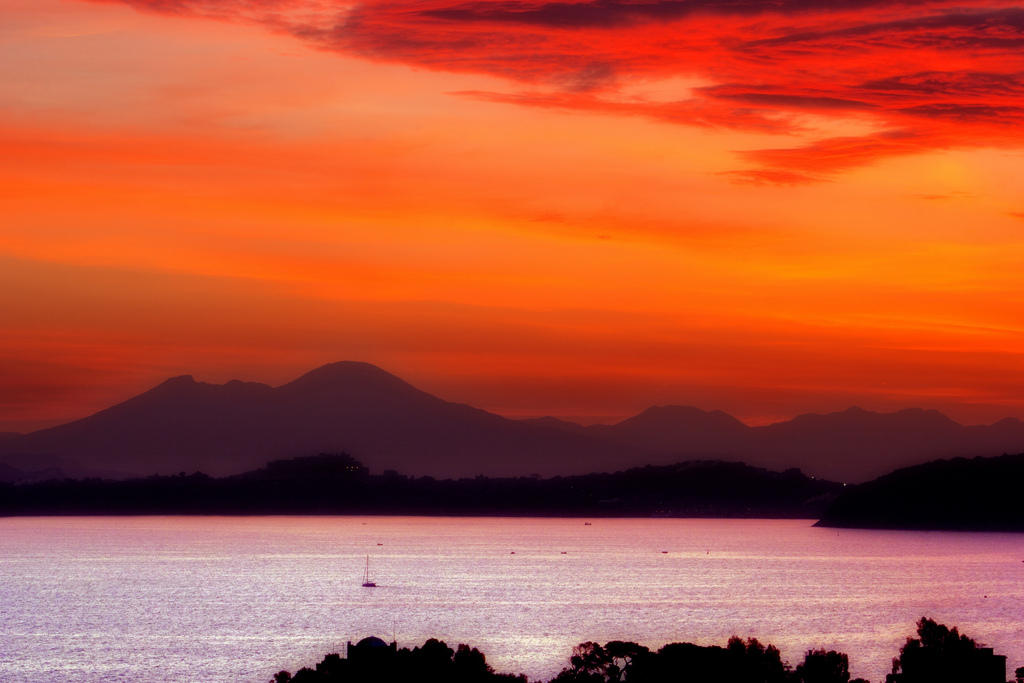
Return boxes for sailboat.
[361,555,377,588]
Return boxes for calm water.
[1,517,1022,683]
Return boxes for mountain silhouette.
[2,361,1024,481]
[749,406,975,482]
[587,405,750,454]
[0,362,656,478]
[534,404,1024,483]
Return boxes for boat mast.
[362,555,376,587]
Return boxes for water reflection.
[1,517,1022,683]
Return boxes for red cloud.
[88,0,1024,182]
[733,132,931,183]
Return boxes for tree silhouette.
[552,641,653,683]
[264,628,1010,683]
[602,641,651,682]
[453,643,494,683]
[890,617,1006,683]
[726,637,790,683]
[795,649,850,683]
[892,617,977,675]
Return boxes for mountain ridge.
[534,402,1024,483]
[0,362,658,479]
[3,361,1024,482]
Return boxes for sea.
[1,516,1022,683]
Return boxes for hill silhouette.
[2,361,1024,481]
[816,452,1024,531]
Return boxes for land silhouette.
[5,447,1024,531]
[268,618,1014,683]
[0,454,841,518]
[816,452,1024,531]
[3,362,1024,483]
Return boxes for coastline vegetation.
[5,451,1024,531]
[270,619,1020,683]
[0,453,838,518]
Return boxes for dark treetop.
[269,618,1014,683]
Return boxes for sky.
[2,0,1024,432]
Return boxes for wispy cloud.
[89,0,1024,182]
[416,0,933,28]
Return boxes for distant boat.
[361,556,377,588]
[584,522,591,526]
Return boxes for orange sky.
[2,0,1024,431]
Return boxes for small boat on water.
[361,555,377,587]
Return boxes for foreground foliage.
[270,617,1018,683]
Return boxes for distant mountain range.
[533,404,1024,483]
[2,361,1024,482]
[0,362,648,480]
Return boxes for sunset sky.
[3,0,1024,432]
